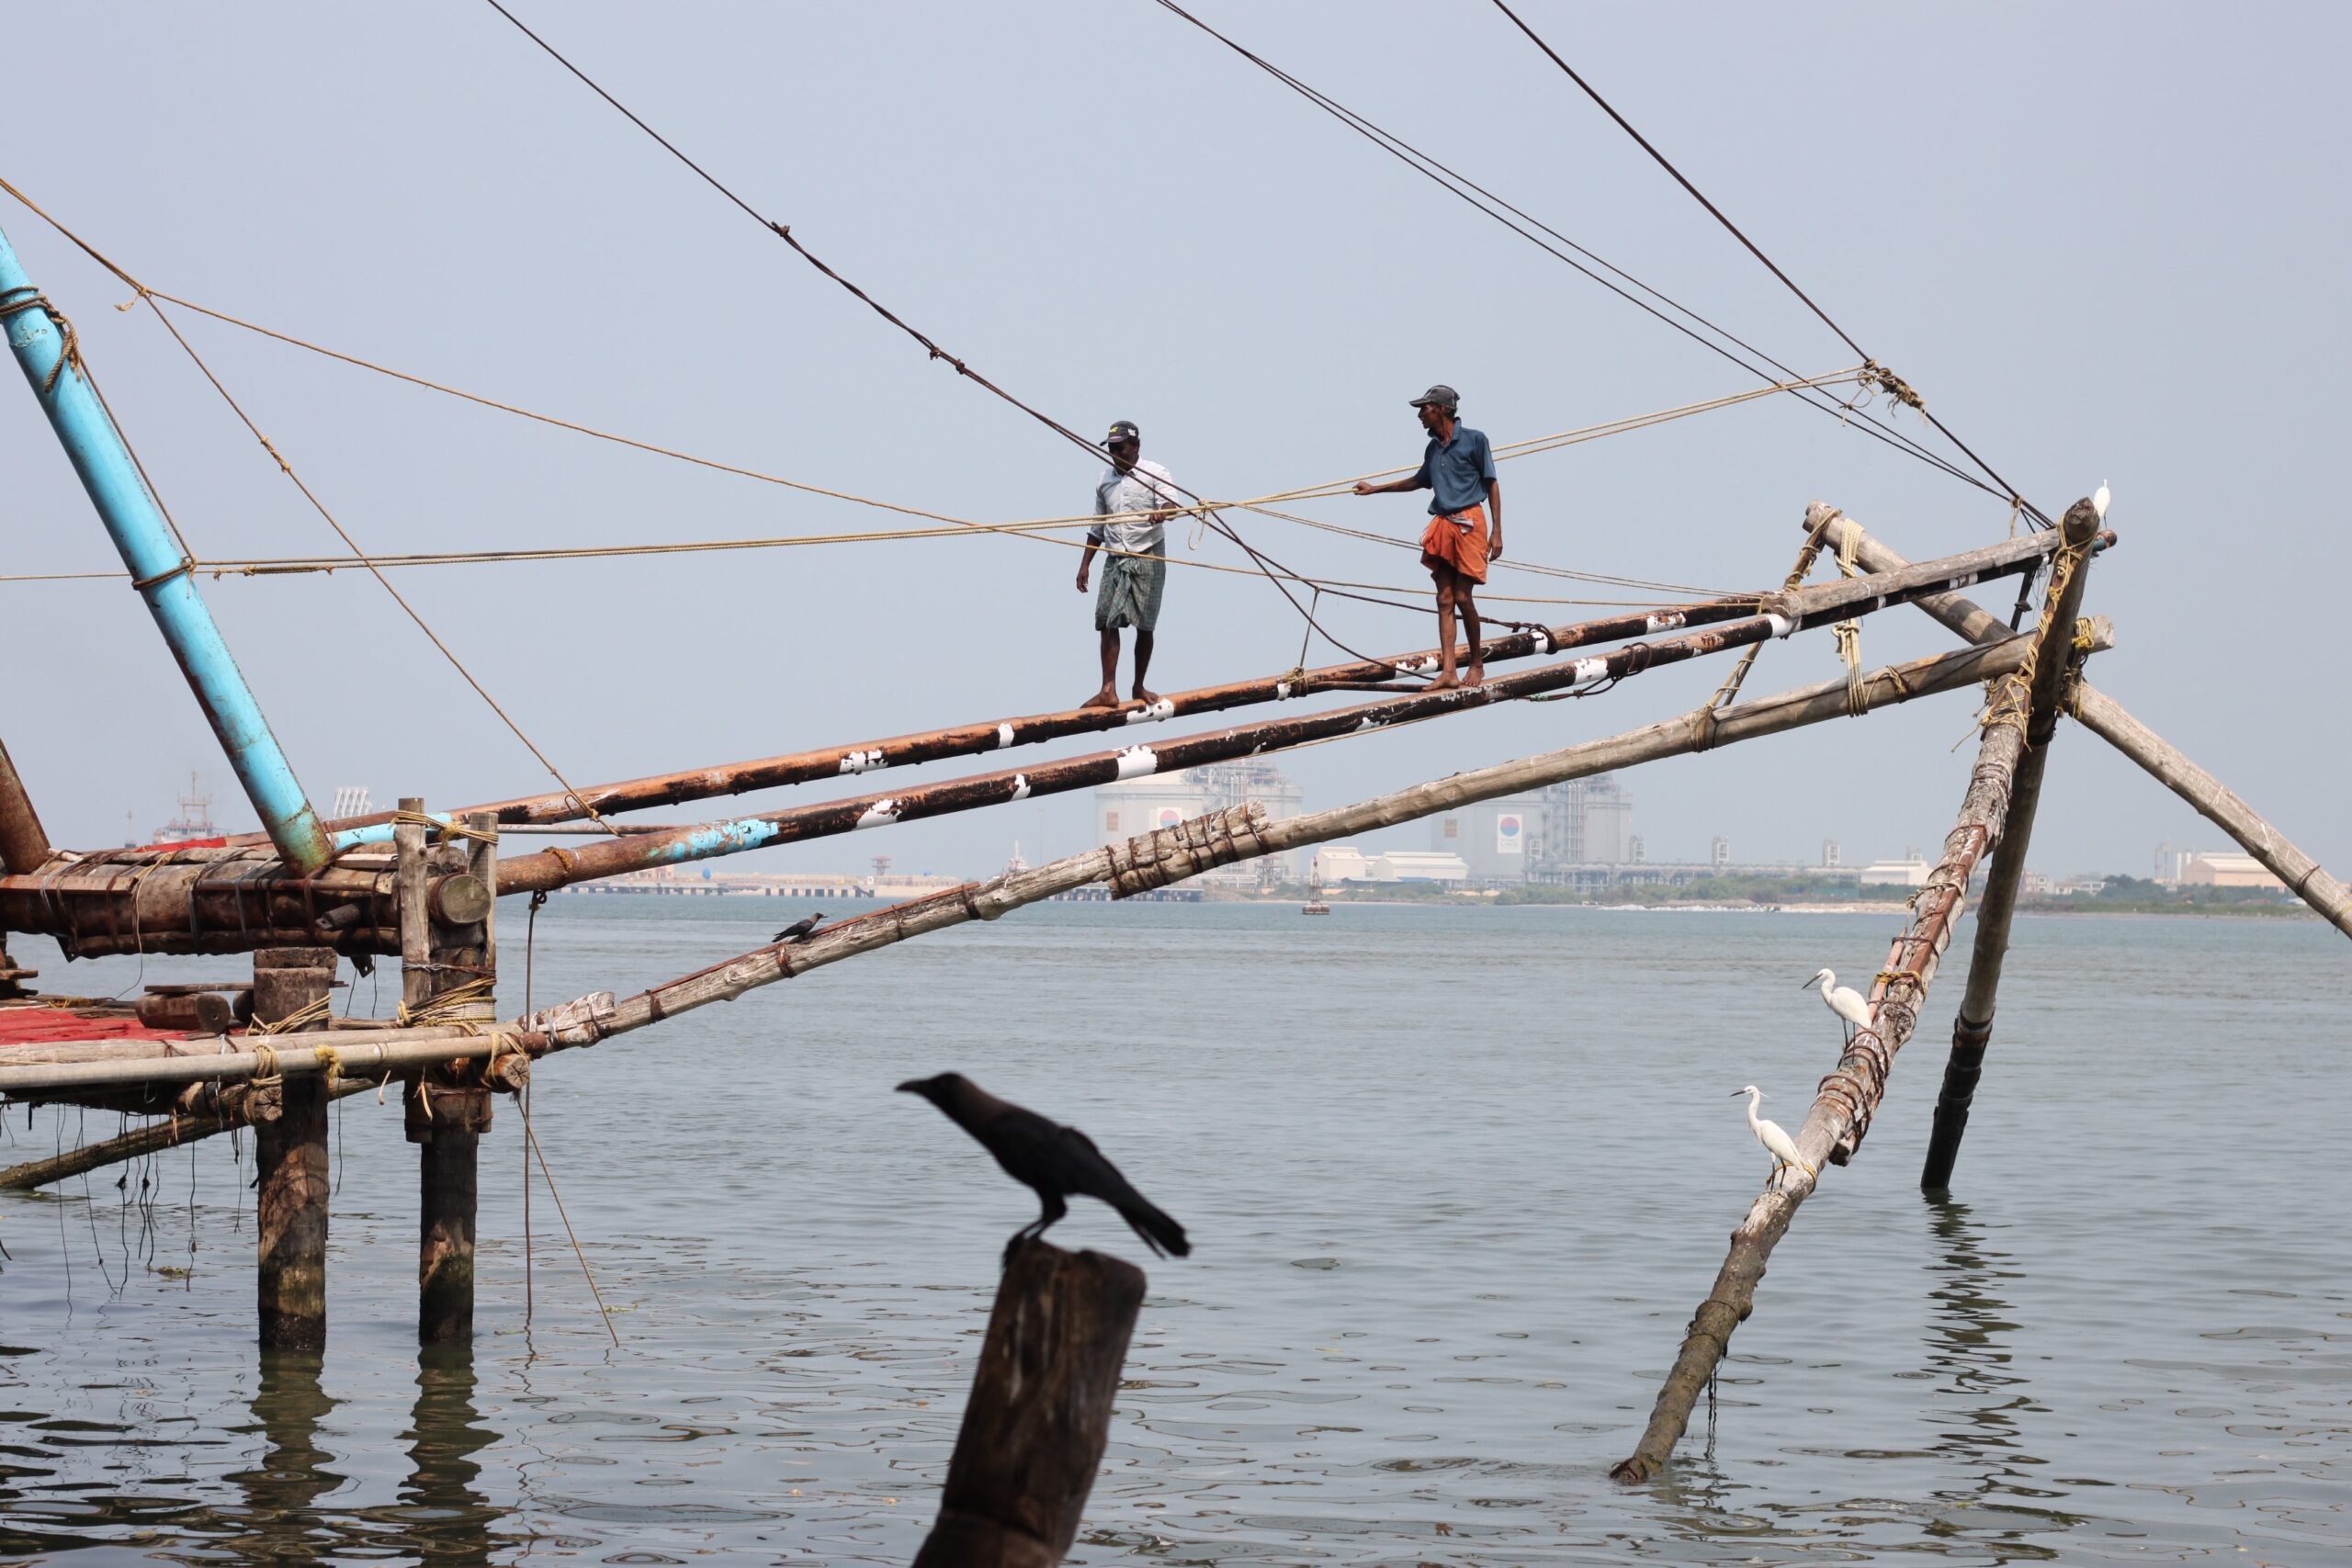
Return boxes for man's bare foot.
[1428,672,1462,691]
[1464,664,1486,688]
[1131,686,1161,706]
[1080,687,1122,709]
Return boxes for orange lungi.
[1419,502,1489,584]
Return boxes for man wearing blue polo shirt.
[1352,384,1502,688]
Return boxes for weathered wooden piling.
[913,1242,1147,1568]
[1825,516,2352,940]
[404,807,500,1345]
[1608,497,2107,1483]
[1919,503,2101,1188]
[252,945,336,1350]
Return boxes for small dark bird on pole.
[772,912,826,943]
[897,1072,1190,1263]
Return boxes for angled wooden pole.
[1919,502,2103,1188]
[913,1241,1146,1568]
[1821,514,2352,939]
[1610,499,2107,1483]
[0,1077,372,1190]
[0,625,2116,1100]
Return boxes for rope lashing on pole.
[1680,503,1846,748]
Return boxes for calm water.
[2,900,2346,1566]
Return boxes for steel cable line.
[1144,0,1996,497]
[479,0,1416,668]
[1484,0,2052,527]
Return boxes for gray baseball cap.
[1408,384,1460,411]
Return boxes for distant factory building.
[1095,759,1306,887]
[1316,846,1468,884]
[1427,773,1637,886]
[1859,858,1934,888]
[2179,851,2286,890]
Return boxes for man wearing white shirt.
[1075,419,1179,709]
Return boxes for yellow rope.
[392,808,498,846]
[394,977,497,1032]
[250,994,332,1035]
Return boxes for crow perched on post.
[897,1073,1190,1262]
[772,912,826,943]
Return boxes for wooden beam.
[0,737,50,875]
[0,1078,373,1190]
[1610,498,2108,1483]
[912,1242,1145,1568]
[0,626,2108,1099]
[413,810,498,1346]
[1920,503,2104,1188]
[1817,514,2352,939]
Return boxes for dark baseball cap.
[1105,420,1141,446]
[1408,384,1460,411]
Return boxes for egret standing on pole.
[1803,967,1871,1044]
[1733,1086,1815,1189]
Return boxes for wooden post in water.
[1609,498,2107,1483]
[406,809,498,1345]
[912,1242,1146,1568]
[252,945,336,1349]
[1919,502,2102,1189]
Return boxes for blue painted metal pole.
[0,221,330,874]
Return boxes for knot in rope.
[0,288,86,395]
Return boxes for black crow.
[772,912,826,943]
[897,1072,1190,1262]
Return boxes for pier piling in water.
[401,806,501,1345]
[913,1241,1146,1568]
[253,945,336,1350]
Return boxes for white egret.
[1803,967,1871,1043]
[1733,1085,1815,1187]
[2092,480,2110,522]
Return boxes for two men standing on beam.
[1354,384,1502,688]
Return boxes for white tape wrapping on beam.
[1646,611,1686,634]
[1010,774,1031,801]
[837,749,884,774]
[1767,613,1795,639]
[1114,746,1158,781]
[1570,658,1610,691]
[1275,681,1293,699]
[1531,628,1553,654]
[995,723,1014,749]
[1125,698,1176,724]
[854,800,900,830]
[1393,655,1440,677]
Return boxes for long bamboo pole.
[0,624,2098,1100]
[491,533,2083,897]
[1609,498,2107,1483]
[0,1078,372,1190]
[1822,516,2352,938]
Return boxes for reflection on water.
[1,903,2346,1564]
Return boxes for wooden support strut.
[1920,512,2100,1189]
[251,944,335,1350]
[1607,497,2109,1484]
[1821,514,2352,942]
[912,1242,1146,1568]
[0,624,2114,1101]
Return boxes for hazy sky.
[5,3,2346,884]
